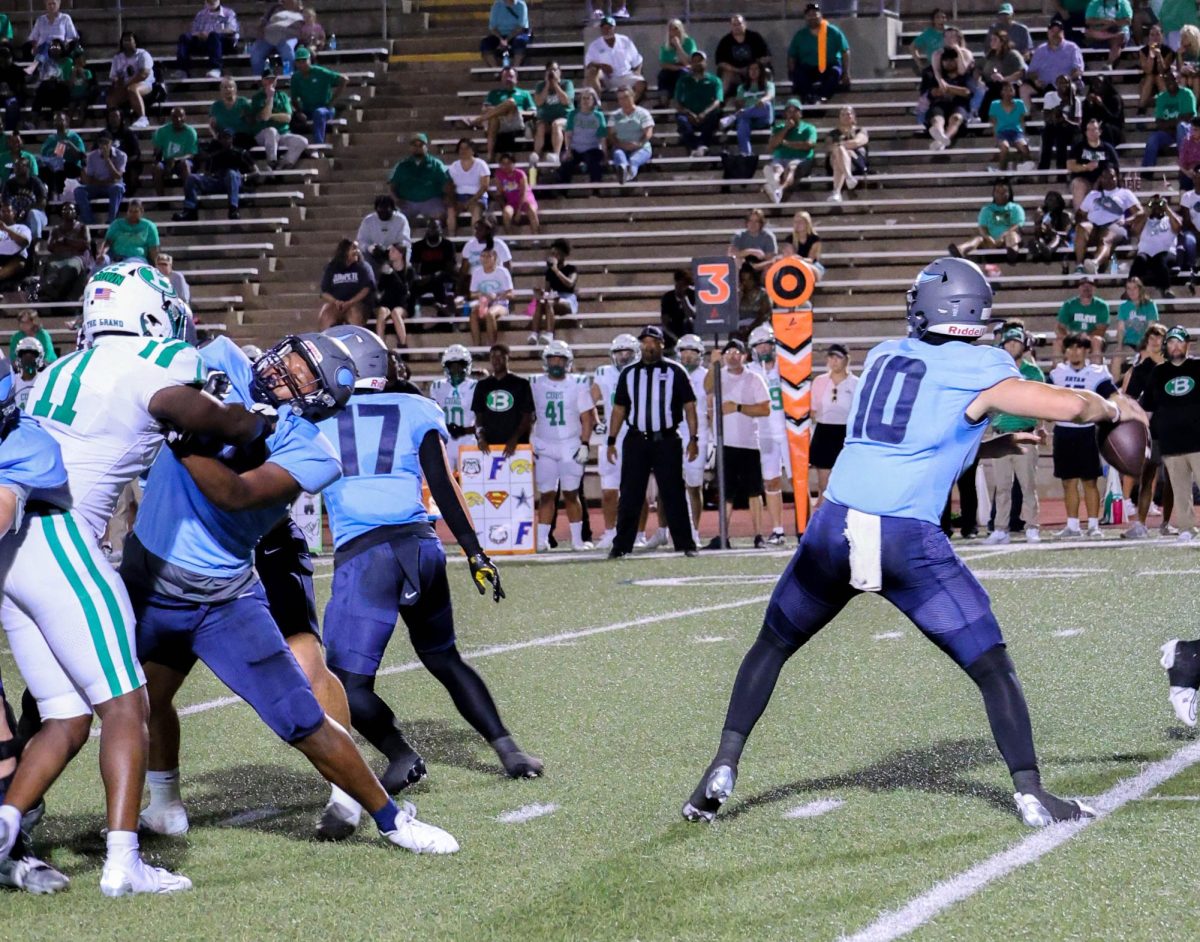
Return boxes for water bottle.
[328,34,338,50]
[501,50,511,68]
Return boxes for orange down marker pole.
[766,258,816,534]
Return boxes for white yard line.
[873,632,905,641]
[784,798,845,819]
[497,802,559,823]
[841,738,1200,942]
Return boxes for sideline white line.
[784,798,844,819]
[1137,794,1200,801]
[497,802,559,823]
[841,738,1200,942]
[873,632,905,641]
[1053,629,1085,638]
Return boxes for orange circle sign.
[765,257,816,309]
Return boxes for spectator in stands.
[715,15,772,98]
[250,0,304,76]
[1143,68,1195,169]
[735,267,770,340]
[656,18,697,105]
[671,51,724,158]
[0,133,38,187]
[30,39,71,119]
[410,219,457,316]
[75,134,127,226]
[1075,164,1143,274]
[357,194,411,271]
[922,49,972,151]
[1116,275,1159,370]
[728,208,778,274]
[1142,325,1200,540]
[107,31,154,131]
[1082,73,1125,145]
[607,86,654,184]
[1021,16,1084,111]
[38,112,86,198]
[1179,163,1200,275]
[983,325,1043,543]
[467,66,535,163]
[373,246,409,349]
[9,310,57,362]
[389,132,449,225]
[989,81,1033,172]
[445,137,490,237]
[318,237,375,329]
[2,158,48,241]
[1181,110,1200,194]
[977,30,1026,122]
[788,3,851,105]
[781,209,823,279]
[809,343,856,505]
[1028,189,1074,263]
[98,198,159,263]
[177,0,241,79]
[473,342,533,457]
[560,87,607,184]
[469,245,514,347]
[1163,4,1200,52]
[704,339,770,549]
[104,109,143,196]
[910,8,947,75]
[24,0,80,64]
[990,3,1033,55]
[460,218,511,281]
[763,98,815,203]
[298,7,325,52]
[1131,193,1183,295]
[1067,117,1118,204]
[1120,321,1167,535]
[209,76,253,146]
[952,180,1027,263]
[1179,25,1200,97]
[825,104,867,203]
[250,66,309,170]
[1085,0,1133,66]
[530,237,576,343]
[493,152,539,234]
[721,61,775,159]
[152,107,198,196]
[1039,72,1082,171]
[174,127,255,220]
[660,268,695,346]
[0,13,11,48]
[1140,24,1176,113]
[66,50,97,124]
[0,198,30,291]
[155,252,190,305]
[481,0,531,69]
[584,16,646,102]
[39,201,91,302]
[930,26,976,89]
[289,46,346,144]
[531,62,573,171]
[1055,275,1110,359]
[0,46,26,135]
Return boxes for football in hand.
[1098,418,1149,477]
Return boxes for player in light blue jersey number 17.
[683,257,1148,828]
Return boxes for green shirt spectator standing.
[1055,278,1110,360]
[389,132,451,224]
[99,200,160,263]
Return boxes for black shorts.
[1053,425,1102,481]
[809,423,847,470]
[723,445,765,505]
[255,517,320,639]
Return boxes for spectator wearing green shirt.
[1143,69,1196,168]
[0,132,38,187]
[289,46,346,144]
[38,111,86,198]
[720,61,775,157]
[210,77,255,149]
[1115,275,1159,373]
[98,199,159,263]
[559,87,607,184]
[910,8,947,75]
[152,107,199,196]
[607,86,654,184]
[0,13,12,43]
[1158,0,1199,49]
[983,324,1044,543]
[466,66,535,162]
[788,3,851,105]
[1085,0,1132,66]
[531,61,574,169]
[988,81,1032,172]
[249,68,309,169]
[1055,276,1110,360]
[952,180,1027,263]
[763,98,815,204]
[657,19,697,102]
[9,310,58,365]
[671,51,723,157]
[388,132,449,224]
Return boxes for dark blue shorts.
[323,533,456,676]
[133,582,325,743]
[763,500,1004,669]
[254,517,320,639]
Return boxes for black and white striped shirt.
[613,357,696,434]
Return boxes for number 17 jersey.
[825,338,1019,525]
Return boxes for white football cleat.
[1086,526,1104,539]
[1160,640,1199,727]
[381,802,459,854]
[571,541,594,551]
[0,855,70,894]
[594,530,615,549]
[982,530,1010,545]
[1054,526,1083,539]
[1013,792,1096,827]
[139,801,189,836]
[100,858,193,897]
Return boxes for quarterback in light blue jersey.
[318,325,540,796]
[683,257,1148,829]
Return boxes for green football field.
[3,540,1198,941]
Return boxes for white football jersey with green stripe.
[25,335,205,539]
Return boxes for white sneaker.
[1162,523,1180,537]
[536,540,550,553]
[595,530,615,549]
[689,146,707,158]
[845,174,859,191]
[929,125,950,147]
[1018,160,1037,172]
[139,801,189,836]
[1123,498,1137,518]
[546,152,560,167]
[382,801,459,854]
[130,116,150,130]
[539,331,554,343]
[1122,522,1150,539]
[591,8,603,18]
[100,858,192,897]
[1054,526,1083,538]
[643,531,668,550]
[1083,258,1099,275]
[0,855,70,894]
[1025,528,1041,543]
[527,332,539,344]
[826,191,843,202]
[982,530,1010,545]
[528,151,539,168]
[1161,640,1199,727]
[718,114,736,132]
[1177,530,1194,543]
[571,541,594,551]
[1086,526,1104,539]
[614,5,630,17]
[206,68,222,79]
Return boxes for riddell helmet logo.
[944,324,985,336]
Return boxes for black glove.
[468,551,505,603]
[166,427,226,458]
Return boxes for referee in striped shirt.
[606,326,700,558]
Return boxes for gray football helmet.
[905,257,997,342]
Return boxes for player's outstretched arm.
[967,378,1148,427]
[175,454,302,512]
[149,385,269,447]
[0,486,19,535]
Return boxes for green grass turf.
[2,542,1197,941]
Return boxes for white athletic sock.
[147,768,182,805]
[329,784,362,817]
[1087,517,1099,530]
[537,523,550,545]
[1066,517,1080,530]
[569,521,583,544]
[0,804,20,857]
[106,829,140,868]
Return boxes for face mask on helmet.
[0,358,17,440]
[754,343,776,364]
[612,349,635,368]
[545,356,569,379]
[446,361,469,385]
[251,335,356,421]
[679,350,701,371]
